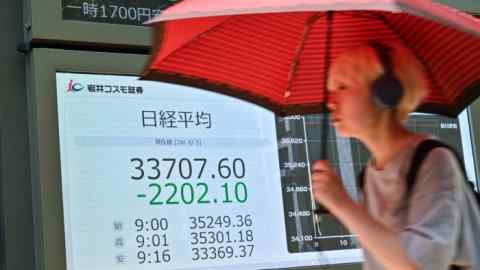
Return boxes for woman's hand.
[311,160,352,213]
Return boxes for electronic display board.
[55,73,476,270]
[26,0,178,48]
[277,112,477,254]
[55,72,362,270]
[61,0,178,26]
[28,49,477,270]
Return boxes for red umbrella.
[142,0,480,118]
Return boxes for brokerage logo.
[66,80,144,96]
[67,80,84,92]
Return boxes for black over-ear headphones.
[369,41,404,109]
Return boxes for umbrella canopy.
[142,0,480,117]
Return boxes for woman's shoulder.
[414,137,462,173]
[411,138,464,195]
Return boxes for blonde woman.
[311,41,479,270]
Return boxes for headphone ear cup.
[371,74,404,109]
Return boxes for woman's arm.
[312,160,418,270]
[330,198,418,270]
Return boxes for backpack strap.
[358,167,366,192]
[405,139,466,199]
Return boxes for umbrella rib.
[343,11,385,22]
[378,14,445,101]
[320,11,334,161]
[283,13,324,101]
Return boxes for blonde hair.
[328,41,428,123]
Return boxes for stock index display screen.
[55,72,472,270]
[277,113,468,254]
